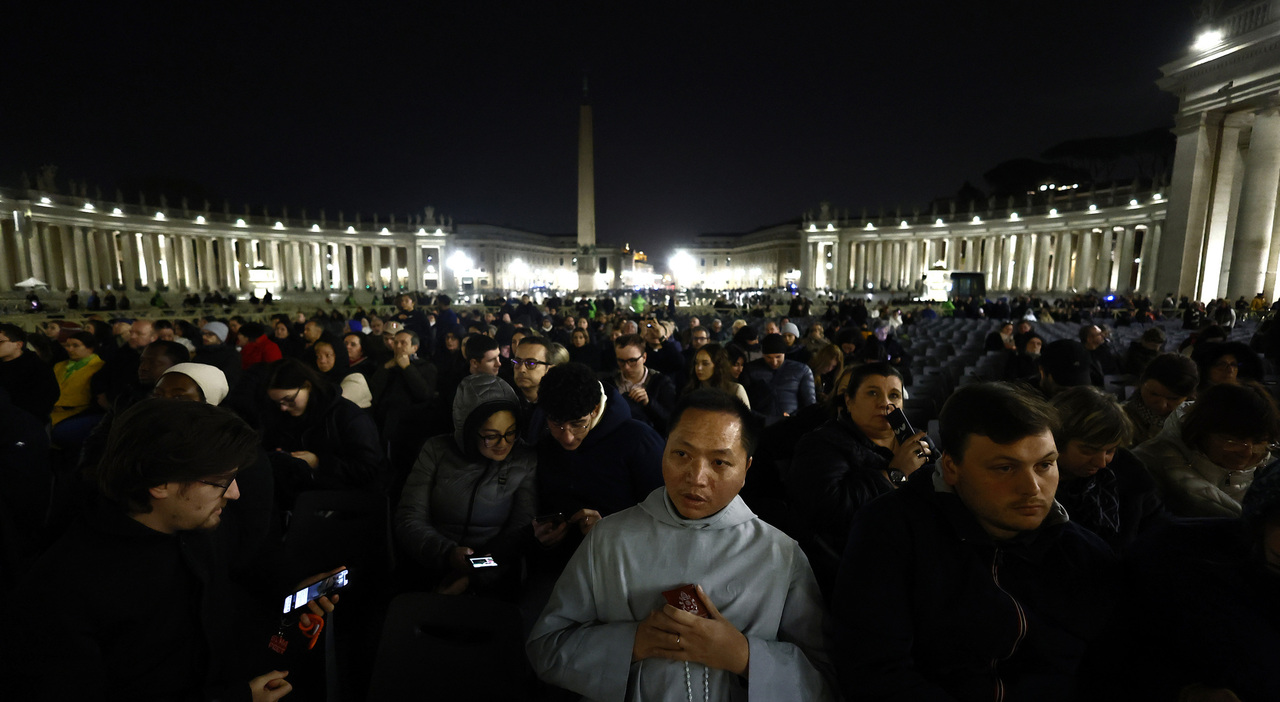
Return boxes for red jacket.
[240,335,282,370]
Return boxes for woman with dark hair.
[343,331,378,381]
[51,330,107,447]
[260,358,386,509]
[81,319,117,361]
[681,342,749,408]
[311,340,371,409]
[566,328,601,371]
[1191,340,1263,392]
[1134,381,1280,517]
[395,374,536,596]
[271,315,306,360]
[786,362,931,567]
[725,344,748,381]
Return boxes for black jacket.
[787,415,897,556]
[609,368,677,434]
[0,350,60,423]
[832,467,1118,702]
[262,393,387,508]
[3,495,277,702]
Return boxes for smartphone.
[534,512,566,526]
[886,408,934,460]
[469,556,499,568]
[282,568,349,615]
[885,408,918,446]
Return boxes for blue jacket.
[743,358,815,425]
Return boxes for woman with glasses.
[395,374,536,597]
[1133,381,1280,518]
[261,359,386,510]
[1190,340,1262,392]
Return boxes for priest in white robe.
[527,389,835,701]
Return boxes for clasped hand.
[631,584,749,677]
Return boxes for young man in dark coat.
[2,400,339,701]
[831,382,1117,702]
[0,323,60,424]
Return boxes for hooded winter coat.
[395,374,536,581]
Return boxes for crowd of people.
[0,287,1278,701]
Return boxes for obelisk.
[577,78,597,292]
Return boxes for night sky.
[11,2,1194,266]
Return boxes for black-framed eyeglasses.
[510,357,551,370]
[478,428,519,448]
[547,416,593,435]
[1213,361,1241,370]
[196,474,238,492]
[616,355,644,366]
[273,388,302,407]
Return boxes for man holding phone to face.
[3,400,341,702]
[528,390,834,701]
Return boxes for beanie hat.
[780,322,800,338]
[202,322,229,343]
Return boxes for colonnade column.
[1033,233,1051,292]
[1076,230,1095,292]
[72,227,91,291]
[854,242,867,290]
[181,237,198,291]
[0,224,13,290]
[1229,109,1280,298]
[1117,226,1137,292]
[57,227,76,291]
[100,231,119,289]
[143,234,161,289]
[330,243,343,289]
[1094,230,1114,292]
[1140,223,1163,296]
[370,245,383,291]
[12,215,33,282]
[878,242,890,289]
[1015,233,1032,292]
[122,232,140,292]
[30,223,49,285]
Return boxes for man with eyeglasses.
[611,333,676,433]
[5,399,341,701]
[510,338,567,437]
[682,326,711,365]
[0,323,60,424]
[525,363,664,614]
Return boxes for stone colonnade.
[802,206,1166,295]
[0,205,453,294]
[1160,107,1280,301]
